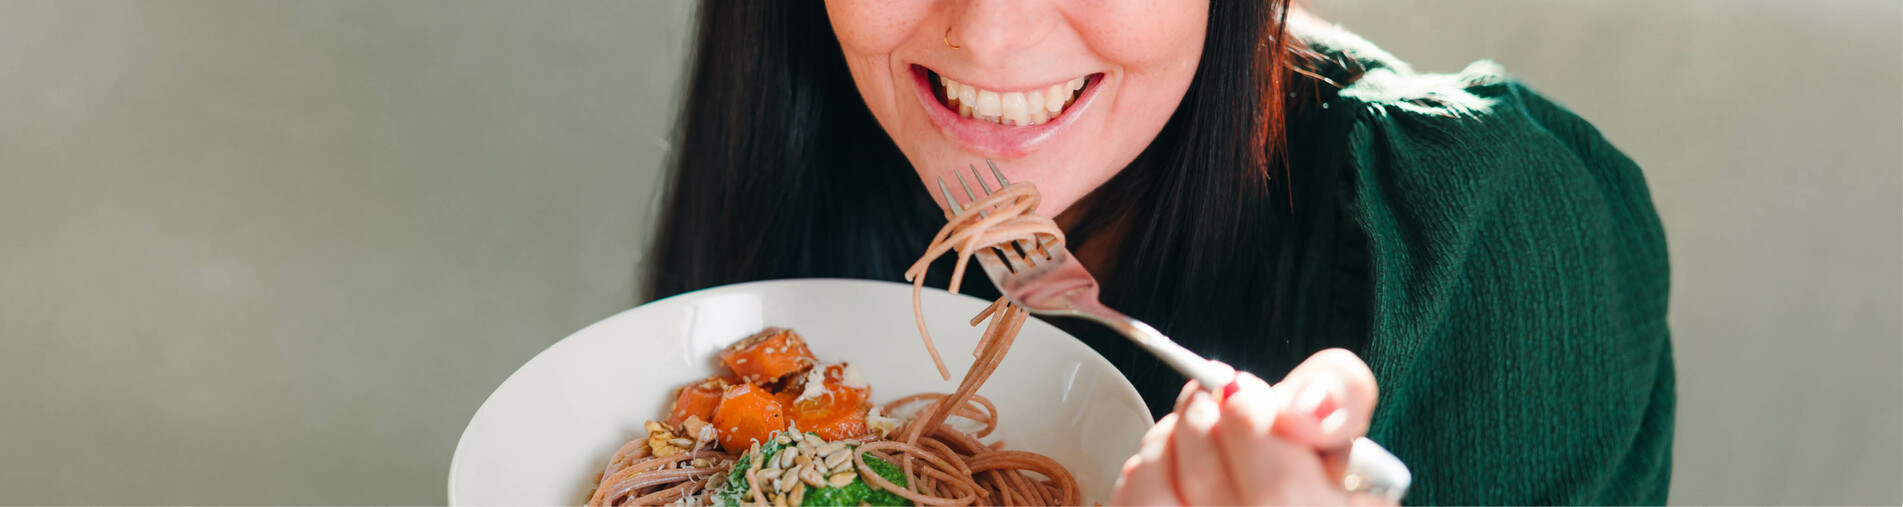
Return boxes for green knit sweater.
[1289,28,1675,505]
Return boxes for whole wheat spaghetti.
[586,181,1078,506]
[879,180,1078,506]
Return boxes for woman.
[647,1,1674,505]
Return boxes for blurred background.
[0,0,1895,504]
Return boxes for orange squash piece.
[711,383,787,451]
[718,328,817,384]
[787,364,871,440]
[665,377,727,427]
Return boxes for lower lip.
[910,66,1101,159]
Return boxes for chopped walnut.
[645,420,685,457]
[680,415,715,445]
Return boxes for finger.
[1168,390,1240,505]
[1112,415,1181,506]
[1234,426,1350,505]
[1214,372,1344,505]
[1140,413,1176,456]
[1272,348,1379,451]
[1173,378,1201,415]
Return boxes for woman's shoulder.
[1296,20,1642,193]
[1292,20,1665,258]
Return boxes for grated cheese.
[793,364,832,404]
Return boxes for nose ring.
[944,26,961,49]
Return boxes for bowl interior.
[448,278,1153,505]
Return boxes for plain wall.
[0,0,1896,504]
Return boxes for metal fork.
[938,161,1412,502]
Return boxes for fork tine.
[982,160,1052,260]
[954,170,980,204]
[967,165,1041,268]
[936,177,964,215]
[970,164,994,196]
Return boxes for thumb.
[1271,348,1379,451]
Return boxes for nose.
[945,0,1057,67]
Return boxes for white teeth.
[1001,92,1028,124]
[938,73,1088,126]
[975,89,1001,117]
[1045,84,1067,114]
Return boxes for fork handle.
[1114,318,1236,388]
[1104,316,1413,501]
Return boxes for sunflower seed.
[827,471,857,488]
[816,442,845,456]
[822,451,850,470]
[803,434,824,447]
[803,465,833,487]
[774,435,791,445]
[793,453,812,468]
[829,458,853,475]
[668,438,695,448]
[778,449,798,469]
[790,483,805,506]
[756,469,783,481]
[778,473,798,493]
[691,458,710,468]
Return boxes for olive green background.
[0,0,1896,505]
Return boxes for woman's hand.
[1110,348,1391,506]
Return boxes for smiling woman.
[823,0,1221,213]
[646,0,1674,505]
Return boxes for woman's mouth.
[924,68,1093,126]
[911,65,1103,158]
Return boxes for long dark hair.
[646,1,1324,416]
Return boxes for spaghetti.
[586,181,1077,506]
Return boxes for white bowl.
[448,278,1153,505]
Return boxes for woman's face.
[825,0,1207,216]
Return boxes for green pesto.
[710,433,909,506]
[799,455,907,507]
[1285,24,1676,505]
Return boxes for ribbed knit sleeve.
[1295,58,1676,505]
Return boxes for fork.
[938,161,1412,502]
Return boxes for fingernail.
[1220,381,1241,404]
[1185,391,1218,427]
[1296,384,1343,431]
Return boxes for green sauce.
[710,434,910,506]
